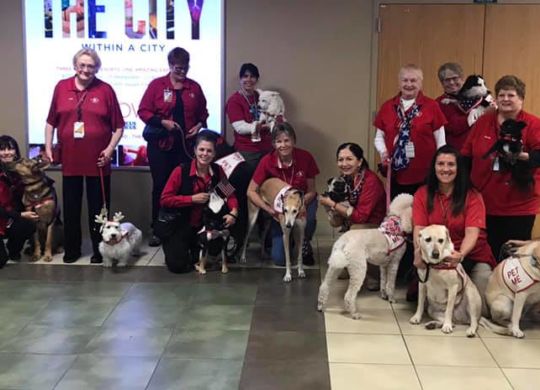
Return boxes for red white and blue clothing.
[348,169,386,225]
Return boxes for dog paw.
[466,327,477,338]
[221,266,229,274]
[283,274,292,282]
[297,269,306,278]
[239,256,247,264]
[425,321,438,330]
[441,323,454,334]
[511,328,525,338]
[409,315,421,325]
[317,303,324,312]
[42,255,53,263]
[380,291,388,300]
[351,312,362,320]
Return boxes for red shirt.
[0,173,15,235]
[413,186,496,267]
[138,74,208,131]
[160,160,238,227]
[350,169,386,225]
[436,94,470,150]
[461,110,540,216]
[374,92,447,185]
[226,91,272,153]
[46,77,125,176]
[252,148,320,192]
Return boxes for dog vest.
[501,256,540,293]
[273,185,292,213]
[378,215,405,253]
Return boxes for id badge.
[163,88,173,103]
[73,121,85,139]
[405,142,415,158]
[493,156,500,171]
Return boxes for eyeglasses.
[77,63,96,71]
[442,76,461,84]
[170,64,189,72]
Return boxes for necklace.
[438,192,449,224]
[239,89,259,121]
[280,160,295,185]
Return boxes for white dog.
[95,211,142,268]
[409,225,482,337]
[257,89,286,132]
[317,193,413,319]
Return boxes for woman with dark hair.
[319,142,386,229]
[159,132,238,274]
[138,47,209,247]
[0,136,37,267]
[413,145,496,301]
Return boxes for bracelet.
[227,213,238,219]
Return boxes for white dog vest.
[273,185,292,213]
[378,215,405,253]
[502,256,540,293]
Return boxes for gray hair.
[399,64,423,81]
[272,122,297,144]
[437,62,464,82]
[73,48,101,72]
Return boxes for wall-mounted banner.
[25,0,222,166]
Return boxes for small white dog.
[257,89,286,132]
[95,211,142,267]
[317,193,413,319]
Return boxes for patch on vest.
[378,215,405,253]
[502,256,539,293]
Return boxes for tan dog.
[410,225,482,337]
[480,242,540,338]
[240,177,306,282]
[7,157,58,262]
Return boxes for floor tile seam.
[159,355,246,361]
[324,331,403,336]
[142,327,176,390]
[51,353,80,390]
[329,361,415,367]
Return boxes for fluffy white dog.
[95,211,142,267]
[257,89,286,132]
[317,194,414,319]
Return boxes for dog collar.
[430,262,458,270]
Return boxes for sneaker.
[90,254,103,264]
[148,235,161,247]
[63,252,81,264]
[302,241,315,266]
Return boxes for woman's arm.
[44,123,55,162]
[247,179,278,219]
[374,129,388,160]
[304,178,316,205]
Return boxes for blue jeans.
[270,200,317,266]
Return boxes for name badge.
[163,88,173,103]
[405,142,415,158]
[73,121,85,139]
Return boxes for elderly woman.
[374,64,447,198]
[247,122,319,265]
[45,48,124,264]
[319,142,386,230]
[435,63,471,150]
[160,131,238,274]
[461,75,540,260]
[138,47,208,247]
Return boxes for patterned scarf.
[392,102,420,171]
[344,169,365,207]
[457,97,483,113]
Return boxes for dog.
[457,75,494,126]
[322,176,351,231]
[95,211,142,267]
[480,241,540,338]
[257,89,286,132]
[482,119,533,190]
[6,156,60,262]
[317,193,413,319]
[409,225,482,337]
[240,177,306,282]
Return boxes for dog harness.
[273,185,292,213]
[501,256,540,293]
[378,215,406,253]
[418,262,468,289]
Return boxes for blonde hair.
[72,48,101,72]
[399,64,423,81]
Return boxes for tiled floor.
[0,237,539,389]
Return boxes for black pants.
[162,224,198,273]
[486,214,535,262]
[147,144,187,226]
[63,175,110,258]
[0,217,36,267]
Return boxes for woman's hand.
[186,123,202,139]
[191,192,210,204]
[506,239,530,248]
[21,211,39,221]
[319,195,334,208]
[161,119,181,132]
[97,147,114,167]
[223,213,236,228]
[444,250,463,266]
[413,247,426,269]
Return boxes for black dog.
[323,176,352,232]
[195,200,231,274]
[483,119,533,190]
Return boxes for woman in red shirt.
[319,142,386,230]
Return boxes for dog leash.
[98,166,108,216]
[385,157,392,210]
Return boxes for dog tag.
[73,121,85,139]
[405,142,415,158]
[492,156,500,171]
[163,88,173,103]
[209,191,225,213]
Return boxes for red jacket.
[0,173,17,235]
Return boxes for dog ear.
[327,177,334,185]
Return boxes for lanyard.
[75,90,88,122]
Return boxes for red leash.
[385,158,392,210]
[98,166,108,216]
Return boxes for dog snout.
[431,249,440,259]
[286,222,293,229]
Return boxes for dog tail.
[479,317,511,336]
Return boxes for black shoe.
[90,254,103,264]
[302,241,315,266]
[63,252,81,263]
[148,235,161,247]
[8,252,21,261]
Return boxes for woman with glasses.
[138,47,209,247]
[44,48,124,264]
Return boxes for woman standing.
[45,48,124,263]
[138,47,209,247]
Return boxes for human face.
[273,132,295,161]
[337,147,362,177]
[497,88,523,117]
[399,69,422,100]
[74,54,97,84]
[194,140,215,167]
[0,147,17,163]
[169,62,189,82]
[440,70,463,95]
[435,153,457,187]
[240,71,258,94]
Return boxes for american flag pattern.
[392,103,420,171]
[214,177,236,199]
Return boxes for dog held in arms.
[409,225,482,337]
[241,177,306,282]
[257,89,286,133]
[322,176,351,231]
[317,194,413,319]
[95,210,142,267]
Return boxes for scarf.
[392,102,420,171]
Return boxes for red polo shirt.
[252,148,319,192]
[226,91,272,153]
[374,92,447,185]
[160,160,238,227]
[0,173,15,235]
[350,169,386,225]
[413,186,496,267]
[436,94,470,150]
[46,76,124,176]
[461,110,540,216]
[138,74,208,131]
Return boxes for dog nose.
[286,223,293,229]
[110,233,117,239]
[431,250,440,259]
